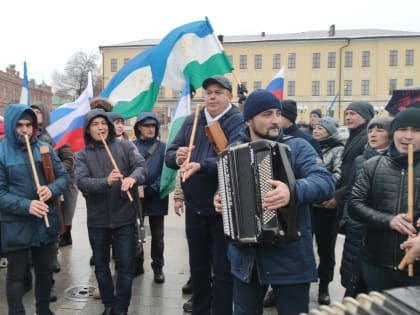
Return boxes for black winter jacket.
[349,147,420,274]
[165,105,243,216]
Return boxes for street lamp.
[297,104,308,121]
[374,105,385,115]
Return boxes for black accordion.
[217,139,300,243]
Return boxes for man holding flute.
[75,109,146,315]
[165,75,243,315]
[0,104,69,315]
[349,107,420,292]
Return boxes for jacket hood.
[30,101,50,127]
[134,112,160,139]
[4,104,38,146]
[83,109,115,144]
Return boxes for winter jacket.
[0,105,69,252]
[75,110,146,228]
[317,134,344,186]
[340,144,384,290]
[227,127,335,285]
[133,112,168,216]
[349,144,420,275]
[165,105,244,216]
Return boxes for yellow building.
[99,26,420,124]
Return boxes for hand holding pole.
[182,104,200,182]
[100,134,133,202]
[24,134,50,228]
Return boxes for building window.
[288,81,296,96]
[239,55,247,69]
[344,51,353,68]
[110,58,118,72]
[253,81,262,90]
[288,53,296,69]
[327,80,335,96]
[312,53,321,69]
[361,80,370,96]
[254,54,263,69]
[389,79,397,95]
[405,78,414,87]
[344,80,352,96]
[272,53,281,69]
[123,58,130,65]
[312,81,320,96]
[406,49,414,66]
[389,50,398,67]
[328,52,336,68]
[158,86,165,99]
[362,51,370,67]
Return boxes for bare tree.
[52,50,101,99]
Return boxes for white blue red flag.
[266,67,284,100]
[46,72,93,152]
[19,61,30,105]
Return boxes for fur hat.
[368,116,394,134]
[90,97,113,112]
[281,99,297,123]
[243,89,282,121]
[390,108,420,134]
[314,117,338,135]
[310,108,322,118]
[345,101,375,122]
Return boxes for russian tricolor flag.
[46,72,93,152]
[266,67,284,100]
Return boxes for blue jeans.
[6,243,55,315]
[233,268,310,315]
[89,224,136,313]
[186,210,233,315]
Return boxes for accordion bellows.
[217,139,300,243]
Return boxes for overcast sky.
[2,0,420,86]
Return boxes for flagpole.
[182,104,200,182]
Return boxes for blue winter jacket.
[165,105,243,216]
[0,104,69,252]
[133,112,168,216]
[227,127,335,285]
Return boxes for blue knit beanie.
[243,89,282,121]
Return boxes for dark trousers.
[233,268,310,315]
[186,210,233,315]
[361,260,420,292]
[6,243,55,315]
[145,215,164,272]
[89,224,136,313]
[311,205,339,284]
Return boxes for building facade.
[99,26,420,123]
[0,65,52,115]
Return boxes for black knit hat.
[390,108,420,134]
[19,111,34,124]
[243,89,282,121]
[281,99,297,123]
[310,108,322,118]
[345,101,375,122]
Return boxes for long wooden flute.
[24,134,50,228]
[100,134,134,202]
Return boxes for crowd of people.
[0,74,419,315]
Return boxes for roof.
[99,28,420,49]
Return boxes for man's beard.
[253,127,279,141]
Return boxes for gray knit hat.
[368,116,394,134]
[345,101,375,122]
[314,117,338,136]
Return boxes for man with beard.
[214,89,334,315]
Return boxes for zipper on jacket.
[393,168,405,269]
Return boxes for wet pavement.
[0,194,345,314]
